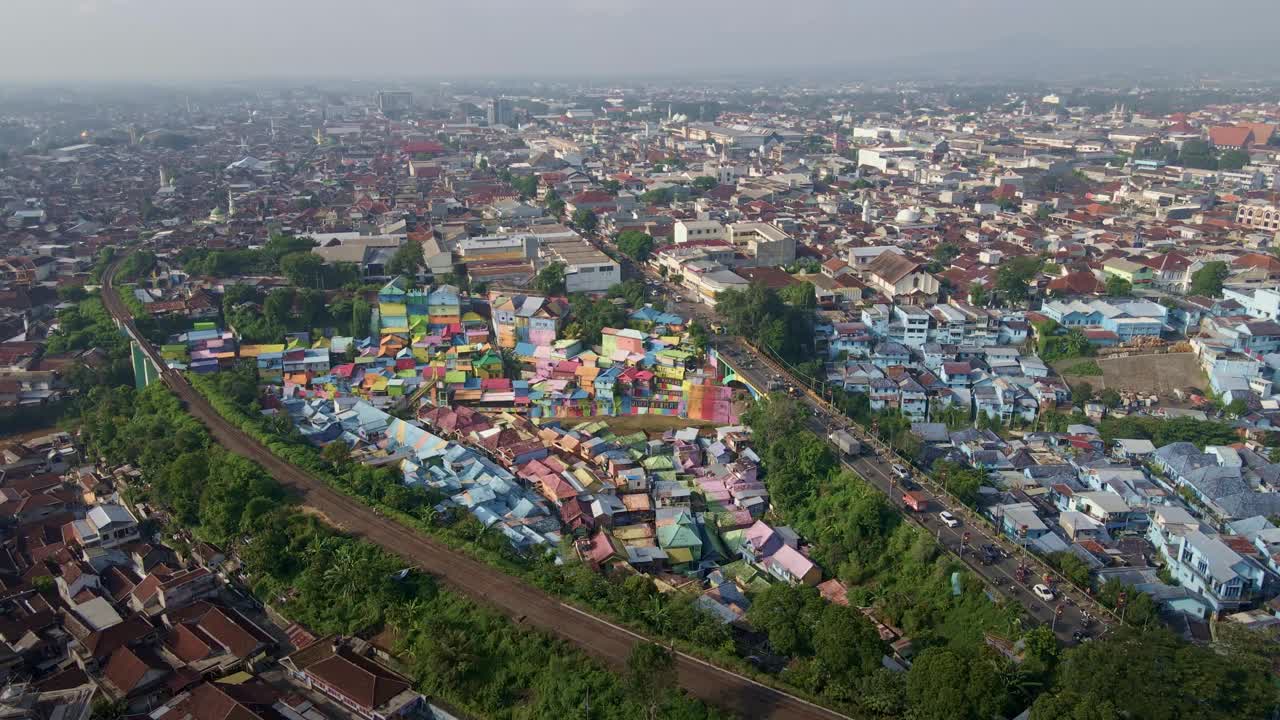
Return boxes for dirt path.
[101,261,847,720]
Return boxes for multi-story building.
[673,219,726,244]
[889,305,930,348]
[1236,200,1280,232]
[725,222,795,267]
[861,253,939,305]
[487,97,514,126]
[928,304,967,345]
[1040,299,1167,341]
[489,293,569,349]
[540,238,620,293]
[67,504,140,550]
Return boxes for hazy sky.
[4,0,1279,82]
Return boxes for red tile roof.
[1208,126,1253,148]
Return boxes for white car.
[893,464,910,479]
[938,510,960,528]
[1033,584,1056,602]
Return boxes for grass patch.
[1063,360,1103,376]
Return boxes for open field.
[1057,352,1205,399]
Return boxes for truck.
[903,491,930,512]
[828,429,862,457]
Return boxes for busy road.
[594,232,1114,642]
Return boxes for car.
[1033,583,1056,602]
[892,464,910,479]
[938,510,960,528]
[1071,630,1089,643]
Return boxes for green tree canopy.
[280,252,327,288]
[534,262,566,295]
[691,176,718,192]
[571,208,599,233]
[616,230,656,261]
[1190,261,1229,298]
[1104,275,1132,297]
[385,240,424,278]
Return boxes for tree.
[931,242,961,270]
[627,642,677,720]
[1071,382,1094,407]
[571,208,598,233]
[686,321,710,355]
[932,460,986,506]
[908,648,1011,720]
[716,283,814,363]
[640,187,676,205]
[1098,388,1122,408]
[691,176,718,192]
[57,285,89,303]
[321,441,352,467]
[534,262,566,295]
[1190,261,1229,298]
[1177,139,1218,170]
[544,189,565,216]
[263,287,295,327]
[995,255,1043,304]
[813,603,885,681]
[280,252,327,288]
[385,240,424,277]
[351,296,372,338]
[968,283,989,307]
[616,230,655,261]
[1104,275,1132,297]
[510,174,539,198]
[1046,551,1092,587]
[1030,627,1277,720]
[607,279,647,308]
[747,584,824,657]
[1218,149,1251,171]
[779,281,817,309]
[91,698,128,720]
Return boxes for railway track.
[99,259,848,720]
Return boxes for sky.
[4,0,1279,83]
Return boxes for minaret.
[227,190,235,219]
[861,191,872,223]
[159,167,170,190]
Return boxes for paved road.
[720,336,1106,642]
[598,238,1113,642]
[100,260,848,720]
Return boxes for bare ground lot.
[1056,352,1205,400]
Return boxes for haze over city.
[6,0,1280,82]
[3,4,1280,720]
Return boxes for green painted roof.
[657,523,702,550]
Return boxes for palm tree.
[641,595,671,635]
